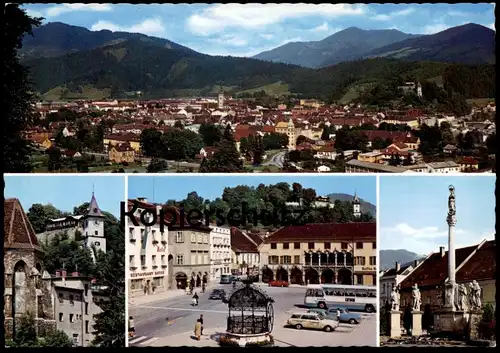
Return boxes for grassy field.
[43,85,111,101]
[338,82,375,104]
[238,81,290,96]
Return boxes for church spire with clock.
[83,192,106,258]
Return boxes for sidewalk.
[151,328,225,347]
[129,283,218,307]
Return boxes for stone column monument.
[434,185,476,335]
[443,185,457,311]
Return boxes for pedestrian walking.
[199,314,204,335]
[194,319,202,341]
[336,308,341,321]
[128,316,136,338]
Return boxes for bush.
[477,303,495,340]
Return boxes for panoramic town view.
[378,176,496,347]
[126,175,377,346]
[4,3,496,173]
[3,176,126,347]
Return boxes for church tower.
[82,192,106,259]
[218,87,224,109]
[352,191,361,218]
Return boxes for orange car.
[268,280,289,287]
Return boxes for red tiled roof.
[4,198,42,251]
[400,244,478,290]
[105,133,140,142]
[458,156,479,165]
[231,227,259,253]
[265,223,376,243]
[361,130,418,144]
[262,126,275,133]
[456,240,495,282]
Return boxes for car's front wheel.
[324,325,333,332]
[349,319,357,325]
[295,324,303,330]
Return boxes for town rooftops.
[4,198,42,252]
[380,264,412,278]
[346,159,411,173]
[399,243,481,290]
[456,240,495,282]
[264,222,376,243]
[230,227,259,253]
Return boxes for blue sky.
[4,175,125,217]
[128,175,376,205]
[379,176,495,255]
[22,3,495,57]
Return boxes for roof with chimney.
[86,193,105,218]
[4,198,43,252]
[381,264,412,278]
[399,242,486,291]
[456,240,495,282]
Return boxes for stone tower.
[352,191,361,218]
[82,193,106,260]
[3,198,55,338]
[218,88,224,109]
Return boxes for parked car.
[308,308,362,325]
[220,275,231,284]
[287,312,339,332]
[268,280,289,287]
[209,289,226,300]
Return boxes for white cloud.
[91,18,166,36]
[381,222,494,255]
[373,7,415,21]
[186,3,366,36]
[421,23,450,34]
[260,34,274,40]
[209,34,248,47]
[309,22,329,32]
[45,3,112,17]
[25,8,44,18]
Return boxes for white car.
[287,312,339,332]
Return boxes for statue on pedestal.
[468,280,482,311]
[390,284,400,311]
[448,185,456,216]
[456,283,468,311]
[412,284,422,311]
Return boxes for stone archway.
[175,272,188,289]
[203,272,209,284]
[338,268,352,285]
[321,268,335,284]
[305,267,319,285]
[290,267,303,285]
[12,261,28,325]
[276,267,288,282]
[196,273,202,287]
[262,267,274,283]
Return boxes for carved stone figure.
[456,283,467,311]
[448,185,456,216]
[412,284,422,311]
[390,285,400,311]
[14,268,27,314]
[469,280,482,310]
[444,280,455,308]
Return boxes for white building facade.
[127,198,169,297]
[209,226,232,281]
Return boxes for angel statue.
[448,185,456,216]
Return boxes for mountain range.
[20,22,495,101]
[327,193,376,216]
[379,249,424,271]
[253,23,495,68]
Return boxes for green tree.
[14,311,37,346]
[147,158,168,173]
[239,137,251,154]
[485,133,496,154]
[140,128,163,157]
[47,147,62,171]
[27,203,65,233]
[199,123,222,146]
[3,4,42,172]
[40,330,73,347]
